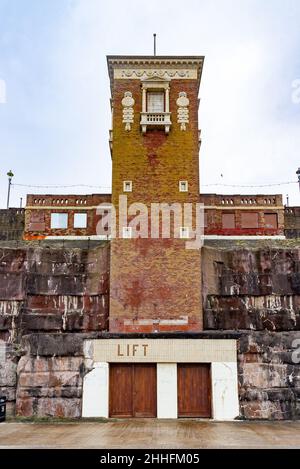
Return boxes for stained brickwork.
[24,194,111,240]
[23,193,288,240]
[109,57,203,332]
[201,194,284,236]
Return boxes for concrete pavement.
[0,420,300,449]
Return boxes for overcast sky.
[0,0,300,208]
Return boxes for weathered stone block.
[21,333,87,357]
[0,273,25,300]
[240,400,287,420]
[16,397,82,418]
[0,248,26,273]
[18,386,82,399]
[18,371,81,388]
[21,314,63,331]
[18,356,83,374]
[0,385,16,401]
[0,361,17,387]
[241,363,288,388]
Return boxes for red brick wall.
[200,194,284,236]
[24,194,111,239]
[109,74,202,332]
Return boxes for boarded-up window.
[147,92,165,112]
[29,211,45,232]
[265,213,278,229]
[222,213,235,229]
[241,212,259,228]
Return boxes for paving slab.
[0,420,300,449]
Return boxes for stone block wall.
[0,209,25,241]
[16,331,111,418]
[285,207,300,239]
[1,240,300,420]
[0,347,18,417]
[203,245,300,419]
[0,242,109,416]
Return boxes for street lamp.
[296,168,300,192]
[6,170,14,209]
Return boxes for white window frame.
[179,180,188,192]
[179,227,189,239]
[74,213,88,229]
[122,227,132,239]
[50,213,68,230]
[123,181,133,192]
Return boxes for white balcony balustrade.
[140,112,171,134]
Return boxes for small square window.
[122,227,132,239]
[51,213,68,229]
[179,181,188,192]
[180,227,189,239]
[123,181,132,192]
[222,213,235,229]
[241,212,259,229]
[265,213,278,229]
[74,213,87,228]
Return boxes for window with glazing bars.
[147,92,165,113]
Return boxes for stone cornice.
[107,55,204,91]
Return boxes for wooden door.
[109,364,156,418]
[178,364,211,418]
[109,364,133,418]
[133,364,157,418]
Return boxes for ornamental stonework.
[114,68,198,80]
[121,91,135,131]
[176,91,190,130]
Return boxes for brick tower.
[107,56,204,333]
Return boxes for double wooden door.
[109,364,157,418]
[177,364,211,418]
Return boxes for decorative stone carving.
[176,92,190,131]
[114,69,198,80]
[122,91,135,131]
[123,69,190,78]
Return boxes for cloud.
[0,78,6,103]
[0,0,300,208]
[292,79,300,104]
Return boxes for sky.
[0,0,300,208]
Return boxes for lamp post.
[6,170,14,209]
[296,168,300,192]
